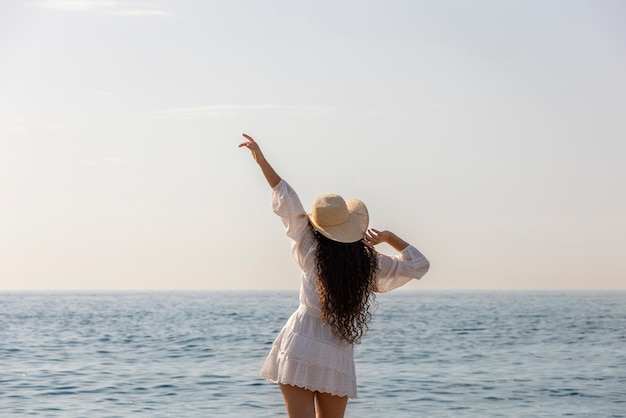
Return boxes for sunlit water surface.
[1,291,624,417]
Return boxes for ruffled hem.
[260,307,357,398]
[261,354,357,398]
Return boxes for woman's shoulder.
[273,180,305,212]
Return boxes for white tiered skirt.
[260,305,357,398]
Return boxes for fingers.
[363,229,380,246]
[363,228,388,247]
[239,133,257,150]
[242,133,256,142]
[239,142,259,151]
[362,234,375,246]
[240,133,258,152]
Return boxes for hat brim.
[308,199,369,243]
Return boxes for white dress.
[260,180,430,398]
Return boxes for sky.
[1,0,625,291]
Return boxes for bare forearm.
[383,231,410,252]
[257,155,281,188]
[239,133,281,188]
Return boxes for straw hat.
[308,193,369,243]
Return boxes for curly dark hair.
[312,227,379,344]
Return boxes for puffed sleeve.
[272,179,310,243]
[375,245,430,293]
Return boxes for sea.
[1,291,624,417]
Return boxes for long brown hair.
[312,227,378,344]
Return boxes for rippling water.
[1,291,625,417]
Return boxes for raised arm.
[364,228,430,293]
[238,133,281,188]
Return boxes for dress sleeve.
[375,245,430,293]
[272,179,310,244]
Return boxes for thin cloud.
[158,105,282,120]
[0,109,69,132]
[0,111,32,132]
[113,9,170,16]
[46,124,66,130]
[157,104,343,120]
[106,158,130,165]
[38,0,117,10]
[37,0,171,16]
[79,158,129,166]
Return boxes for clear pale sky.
[1,0,625,291]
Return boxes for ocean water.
[1,291,625,417]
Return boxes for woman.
[239,133,430,418]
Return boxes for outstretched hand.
[238,133,281,188]
[238,133,265,163]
